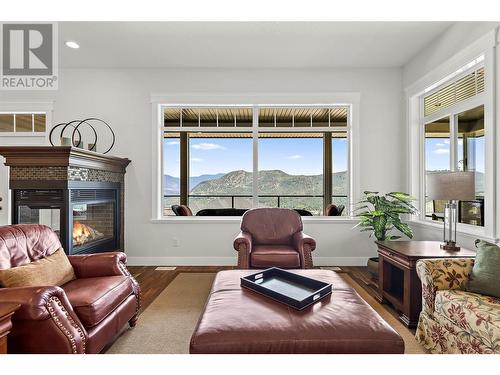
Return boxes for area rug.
[108,271,424,354]
[107,273,215,354]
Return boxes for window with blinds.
[424,67,485,117]
[0,113,46,133]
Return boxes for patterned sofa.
[416,258,500,354]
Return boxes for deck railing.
[164,194,347,210]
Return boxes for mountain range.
[163,170,348,196]
[191,170,347,196]
[163,173,225,195]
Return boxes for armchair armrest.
[292,232,316,269]
[68,251,128,278]
[416,258,475,316]
[0,286,87,353]
[0,285,73,321]
[233,231,252,269]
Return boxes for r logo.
[2,23,53,76]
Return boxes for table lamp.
[426,171,475,251]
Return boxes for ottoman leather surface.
[190,270,404,354]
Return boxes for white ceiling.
[59,22,453,69]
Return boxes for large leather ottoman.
[190,270,404,354]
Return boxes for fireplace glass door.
[14,190,63,239]
[14,188,119,255]
[72,201,115,251]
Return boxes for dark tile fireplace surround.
[0,147,130,255]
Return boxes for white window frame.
[0,102,53,142]
[150,93,360,223]
[406,29,498,241]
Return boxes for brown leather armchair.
[233,208,316,269]
[325,204,345,216]
[171,205,193,216]
[0,224,140,354]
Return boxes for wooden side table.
[375,241,475,328]
[0,303,20,354]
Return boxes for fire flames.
[73,221,104,246]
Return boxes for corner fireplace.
[13,187,120,254]
[0,146,130,255]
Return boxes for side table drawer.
[378,248,410,267]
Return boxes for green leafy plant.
[354,191,418,241]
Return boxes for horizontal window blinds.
[424,67,484,117]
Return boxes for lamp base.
[440,242,461,251]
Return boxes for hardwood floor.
[128,265,414,333]
[103,265,417,354]
[128,266,235,313]
[131,266,383,309]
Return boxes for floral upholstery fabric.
[416,258,474,316]
[416,313,497,354]
[415,258,500,354]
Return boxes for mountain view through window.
[162,106,350,216]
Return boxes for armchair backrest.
[172,205,193,216]
[241,208,303,245]
[0,224,61,270]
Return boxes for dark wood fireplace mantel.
[0,146,130,173]
[0,146,130,255]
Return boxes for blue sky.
[164,137,348,177]
[425,137,484,172]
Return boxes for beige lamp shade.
[426,171,476,201]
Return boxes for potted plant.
[354,191,418,278]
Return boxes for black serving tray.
[241,267,332,310]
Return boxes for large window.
[161,105,351,217]
[422,62,485,227]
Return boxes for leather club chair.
[233,208,316,269]
[171,204,193,216]
[0,224,141,354]
[325,204,345,216]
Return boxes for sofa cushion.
[251,245,300,268]
[62,275,133,327]
[434,289,500,342]
[466,240,500,298]
[0,248,75,287]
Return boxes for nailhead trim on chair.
[304,247,313,269]
[46,296,86,354]
[237,244,250,269]
[118,261,141,315]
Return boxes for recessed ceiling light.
[65,41,80,49]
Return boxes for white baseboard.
[126,256,369,267]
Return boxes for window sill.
[409,218,497,243]
[151,216,359,224]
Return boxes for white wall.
[403,22,500,87]
[0,67,404,265]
